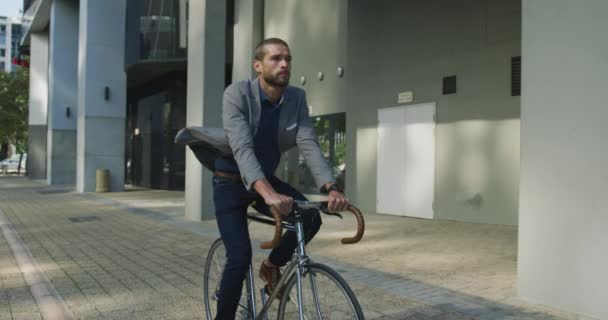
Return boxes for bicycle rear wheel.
[277,263,364,320]
[203,238,252,320]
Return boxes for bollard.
[96,169,110,192]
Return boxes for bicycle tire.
[277,262,365,320]
[203,238,252,320]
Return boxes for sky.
[0,0,23,18]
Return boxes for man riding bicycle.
[211,38,349,319]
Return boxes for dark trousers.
[212,175,322,320]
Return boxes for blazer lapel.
[249,78,262,136]
[277,87,294,149]
[278,90,290,133]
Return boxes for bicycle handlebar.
[260,206,284,250]
[259,200,365,250]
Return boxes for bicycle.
[203,200,366,320]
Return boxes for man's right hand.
[254,178,293,216]
[264,192,294,216]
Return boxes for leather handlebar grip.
[340,205,365,244]
[260,206,283,249]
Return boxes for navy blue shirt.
[214,85,283,178]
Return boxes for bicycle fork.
[255,219,324,320]
[295,220,324,320]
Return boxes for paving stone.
[0,177,573,320]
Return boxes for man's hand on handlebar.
[327,191,350,212]
[266,192,294,216]
[254,178,294,216]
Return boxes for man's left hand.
[327,191,350,212]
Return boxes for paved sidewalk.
[0,177,572,319]
[0,220,42,320]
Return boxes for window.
[138,0,185,60]
[0,25,5,32]
[278,112,347,194]
[0,49,5,57]
[443,75,457,95]
[11,24,21,34]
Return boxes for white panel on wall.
[377,103,436,219]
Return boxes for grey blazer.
[222,78,335,190]
[176,78,334,191]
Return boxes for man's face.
[254,44,292,87]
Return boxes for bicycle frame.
[206,201,364,320]
[244,211,320,320]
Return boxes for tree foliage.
[0,69,29,154]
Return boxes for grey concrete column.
[185,0,226,220]
[47,0,79,186]
[519,1,608,319]
[27,32,49,180]
[232,0,264,81]
[76,0,127,192]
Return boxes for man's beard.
[264,72,290,87]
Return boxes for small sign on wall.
[398,91,413,104]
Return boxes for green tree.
[0,69,29,157]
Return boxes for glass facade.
[277,113,347,194]
[126,0,188,64]
[124,0,235,191]
[0,22,23,72]
[126,74,187,190]
[11,24,22,58]
[125,0,189,190]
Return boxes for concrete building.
[0,16,24,73]
[19,0,608,318]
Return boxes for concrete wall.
[185,0,225,220]
[232,0,263,81]
[265,0,348,117]
[27,125,47,179]
[518,1,608,318]
[47,0,79,185]
[76,0,127,192]
[346,0,521,224]
[27,32,49,179]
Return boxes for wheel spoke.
[278,264,363,320]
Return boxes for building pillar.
[232,0,264,81]
[76,0,127,192]
[47,0,79,185]
[27,32,49,180]
[185,0,226,220]
[519,1,608,319]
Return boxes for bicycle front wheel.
[278,263,364,320]
[203,238,252,320]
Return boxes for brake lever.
[319,202,344,219]
[323,211,343,219]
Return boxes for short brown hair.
[254,38,289,61]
